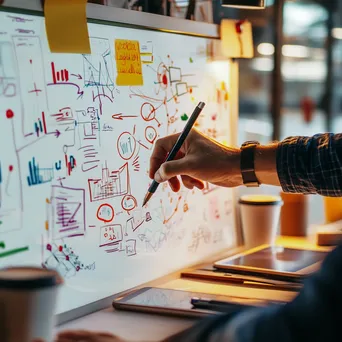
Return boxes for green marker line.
[0,246,29,258]
[0,241,5,249]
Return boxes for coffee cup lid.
[0,267,61,290]
[239,194,283,206]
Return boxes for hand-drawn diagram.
[0,42,17,98]
[188,225,212,253]
[0,110,23,235]
[48,61,84,99]
[48,185,86,240]
[42,241,95,278]
[0,11,235,314]
[12,36,48,137]
[83,37,119,115]
[97,203,114,223]
[99,224,123,247]
[88,162,129,202]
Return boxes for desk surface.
[57,236,330,341]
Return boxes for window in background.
[237,0,342,145]
[280,0,328,139]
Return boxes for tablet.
[181,267,302,291]
[214,245,330,280]
[112,287,271,318]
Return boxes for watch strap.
[240,142,260,187]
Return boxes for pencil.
[142,101,205,207]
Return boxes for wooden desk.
[57,236,331,341]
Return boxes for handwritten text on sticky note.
[115,40,143,86]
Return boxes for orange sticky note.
[115,39,143,86]
[44,0,91,54]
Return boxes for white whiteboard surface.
[0,10,236,314]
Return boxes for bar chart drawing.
[33,111,47,137]
[48,61,84,98]
[51,62,70,84]
[27,157,54,186]
[88,163,129,202]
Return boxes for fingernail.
[155,170,163,183]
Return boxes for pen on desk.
[190,298,251,313]
[142,101,205,207]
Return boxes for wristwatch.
[240,141,260,187]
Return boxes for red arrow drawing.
[71,73,83,80]
[46,129,61,138]
[112,113,138,120]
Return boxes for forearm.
[277,133,342,196]
[249,133,342,196]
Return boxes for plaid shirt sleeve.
[276,133,342,197]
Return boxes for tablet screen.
[219,246,328,272]
[118,287,269,308]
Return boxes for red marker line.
[42,111,47,134]
[51,62,57,84]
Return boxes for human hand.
[149,129,242,192]
[55,330,128,342]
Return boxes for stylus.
[218,273,302,287]
[142,101,205,206]
[190,298,251,313]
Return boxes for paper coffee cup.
[239,194,283,248]
[0,266,62,342]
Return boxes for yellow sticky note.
[220,20,253,58]
[115,39,143,86]
[44,0,91,54]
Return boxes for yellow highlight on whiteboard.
[115,39,143,86]
[44,0,91,54]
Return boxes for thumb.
[154,159,190,182]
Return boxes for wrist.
[224,147,243,187]
[254,143,281,186]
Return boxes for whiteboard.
[0,10,237,314]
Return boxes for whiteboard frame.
[0,2,242,324]
[1,0,219,39]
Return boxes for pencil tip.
[142,192,152,207]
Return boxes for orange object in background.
[280,192,308,236]
[300,96,315,123]
[324,197,342,223]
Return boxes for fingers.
[168,177,181,192]
[155,159,191,183]
[149,134,180,179]
[181,175,204,190]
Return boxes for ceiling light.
[282,45,310,58]
[221,0,266,9]
[332,28,342,40]
[257,43,275,56]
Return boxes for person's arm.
[150,130,342,197]
[252,133,342,197]
[276,133,342,196]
